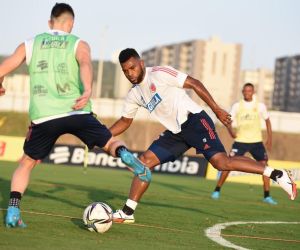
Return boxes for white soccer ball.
[83,202,113,233]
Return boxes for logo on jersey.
[33,85,48,96]
[150,83,156,93]
[146,93,162,113]
[37,60,48,70]
[57,63,68,74]
[41,37,69,49]
[56,83,71,95]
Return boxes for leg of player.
[262,175,277,205]
[113,150,159,224]
[6,154,38,228]
[104,137,152,182]
[211,170,230,199]
[260,160,277,205]
[209,153,297,200]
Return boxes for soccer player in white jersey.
[110,48,297,223]
[211,83,277,204]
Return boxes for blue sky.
[1,0,299,70]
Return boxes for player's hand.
[0,86,6,96]
[72,91,91,110]
[215,108,232,127]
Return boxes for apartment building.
[273,55,300,112]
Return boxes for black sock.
[264,191,270,198]
[9,191,22,208]
[214,186,221,192]
[122,204,134,216]
[270,170,283,182]
[115,146,127,157]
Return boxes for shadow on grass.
[71,217,86,231]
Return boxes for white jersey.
[121,66,203,133]
[230,99,269,125]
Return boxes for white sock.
[263,166,274,177]
[126,199,138,210]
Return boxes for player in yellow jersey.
[211,83,277,204]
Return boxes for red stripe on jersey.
[152,66,178,76]
[151,67,178,77]
[200,119,216,139]
[152,68,177,77]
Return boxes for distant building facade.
[141,36,242,109]
[273,55,300,112]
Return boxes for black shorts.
[24,114,112,160]
[148,111,226,164]
[229,141,268,161]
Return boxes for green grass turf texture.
[0,161,299,250]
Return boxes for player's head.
[242,83,255,101]
[119,48,145,84]
[49,3,75,33]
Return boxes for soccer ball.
[83,202,113,233]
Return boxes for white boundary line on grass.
[205,221,300,250]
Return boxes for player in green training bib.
[28,32,91,120]
[0,3,151,228]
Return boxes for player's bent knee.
[139,151,160,169]
[210,153,231,171]
[20,154,40,169]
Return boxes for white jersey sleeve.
[229,102,239,120]
[121,89,140,118]
[25,37,35,65]
[229,102,239,127]
[151,66,187,88]
[259,102,269,120]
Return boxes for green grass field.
[0,161,299,250]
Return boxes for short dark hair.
[119,48,140,63]
[243,82,254,89]
[51,3,75,19]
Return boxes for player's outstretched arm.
[183,76,232,127]
[0,43,26,96]
[109,116,133,136]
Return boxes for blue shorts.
[230,141,268,161]
[24,114,112,160]
[148,111,226,164]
